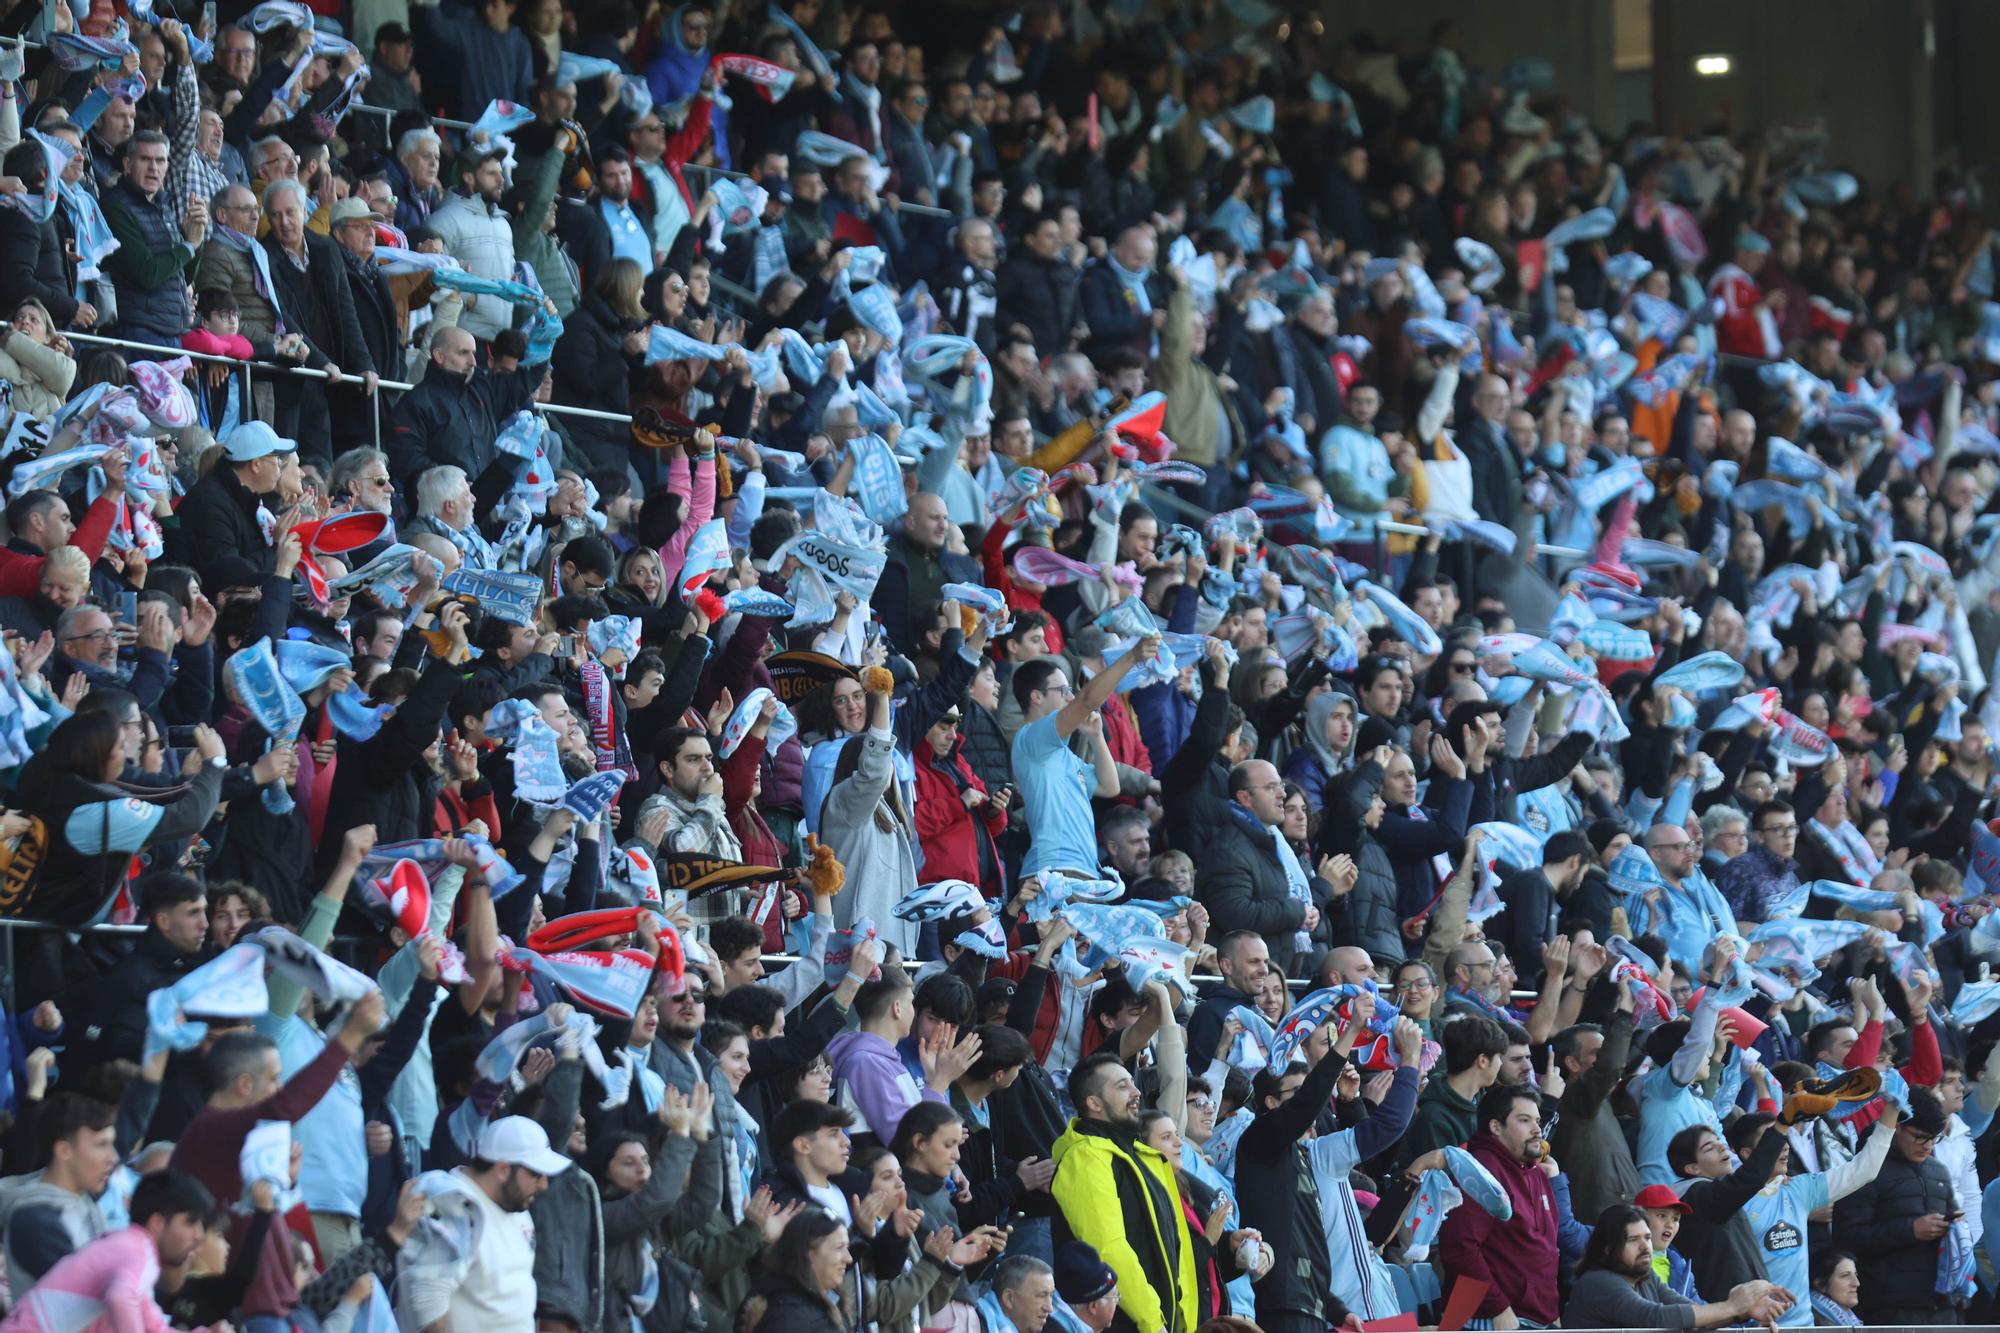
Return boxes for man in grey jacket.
[0,1093,117,1294]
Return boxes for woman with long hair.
[553,257,652,471]
[753,1209,851,1333]
[1811,1249,1862,1327]
[1138,1107,1262,1322]
[21,709,226,926]
[588,1089,720,1333]
[816,683,917,954]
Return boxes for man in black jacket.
[1667,1115,1788,1302]
[1833,1088,1961,1324]
[166,421,291,585]
[77,872,210,1067]
[1159,643,1244,856]
[1238,994,1422,1332]
[1491,829,1592,991]
[1195,759,1329,979]
[1184,931,1270,1082]
[330,198,403,446]
[385,326,541,508]
[262,179,377,469]
[995,213,1079,356]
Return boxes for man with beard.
[1050,1048,1197,1333]
[573,149,657,290]
[428,147,518,345]
[1563,1204,1792,1328]
[399,1116,573,1332]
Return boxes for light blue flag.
[849,283,903,342]
[555,51,622,85]
[1545,206,1616,248]
[678,518,732,593]
[224,639,304,815]
[469,99,535,140]
[1062,903,1165,969]
[1655,649,1745,693]
[848,434,906,523]
[1808,879,1900,914]
[1355,580,1441,656]
[144,943,268,1061]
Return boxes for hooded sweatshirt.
[1435,1129,1560,1324]
[827,1029,945,1145]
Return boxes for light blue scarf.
[211,225,287,332]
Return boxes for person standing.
[398,1116,575,1333]
[0,1171,216,1333]
[1833,1089,1962,1325]
[1050,1052,1197,1333]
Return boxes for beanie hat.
[1053,1242,1116,1305]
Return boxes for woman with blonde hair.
[0,299,78,416]
[0,543,90,640]
[553,257,651,470]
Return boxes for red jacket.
[1437,1130,1560,1323]
[720,732,791,947]
[913,740,1007,892]
[980,515,1064,656]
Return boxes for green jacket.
[1398,1075,1479,1170]
[511,147,580,319]
[1150,285,1239,467]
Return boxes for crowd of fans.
[4,1,2000,1331]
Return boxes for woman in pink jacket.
[3,1171,215,1333]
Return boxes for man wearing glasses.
[1831,1088,1959,1324]
[1713,798,1803,925]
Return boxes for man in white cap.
[399,1115,572,1333]
[165,420,294,587]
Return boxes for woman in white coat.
[817,680,919,957]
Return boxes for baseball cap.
[1632,1183,1691,1214]
[475,1116,573,1175]
[222,420,297,462]
[329,197,373,227]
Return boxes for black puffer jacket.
[552,290,646,467]
[1317,759,1403,964]
[1834,1142,1958,1319]
[753,1279,845,1333]
[167,466,273,585]
[1195,809,1308,975]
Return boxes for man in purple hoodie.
[828,972,982,1144]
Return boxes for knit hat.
[1053,1242,1116,1305]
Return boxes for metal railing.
[0,917,1532,1008]
[64,330,632,452]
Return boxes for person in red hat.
[1633,1183,1702,1301]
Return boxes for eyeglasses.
[361,474,392,487]
[1036,684,1076,699]
[1394,977,1434,992]
[1186,1094,1214,1110]
[634,122,665,134]
[1900,1127,1943,1145]
[65,628,116,644]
